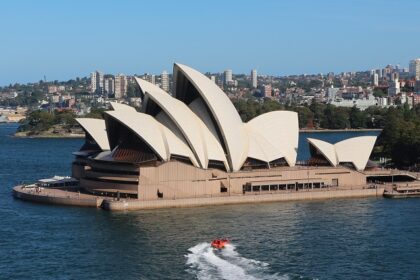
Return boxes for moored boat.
[383,185,420,198]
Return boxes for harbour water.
[1,124,419,279]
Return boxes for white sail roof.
[174,63,248,171]
[135,77,228,170]
[75,118,110,150]
[105,110,198,166]
[307,138,337,166]
[335,136,377,171]
[307,136,377,171]
[246,111,299,166]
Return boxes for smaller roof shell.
[307,138,337,166]
[105,110,198,167]
[307,136,377,171]
[335,136,377,171]
[76,118,110,150]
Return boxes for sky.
[1,0,420,86]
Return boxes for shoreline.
[299,128,382,132]
[13,132,85,138]
[11,128,382,138]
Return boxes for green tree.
[295,106,314,128]
[349,106,366,128]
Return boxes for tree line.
[234,98,420,168]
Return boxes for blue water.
[1,124,419,280]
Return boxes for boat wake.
[186,242,290,280]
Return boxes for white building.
[378,97,388,107]
[330,94,377,110]
[161,71,169,92]
[372,73,379,86]
[90,71,104,94]
[409,58,420,80]
[388,78,400,96]
[327,87,339,101]
[224,69,232,85]
[251,69,257,88]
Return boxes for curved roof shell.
[75,118,110,150]
[307,138,337,166]
[135,78,228,170]
[173,63,248,171]
[105,110,198,166]
[246,111,299,166]
[307,136,377,171]
[335,136,377,171]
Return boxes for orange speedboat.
[211,239,229,249]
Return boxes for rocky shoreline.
[13,131,84,138]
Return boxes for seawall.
[12,186,103,207]
[102,187,384,211]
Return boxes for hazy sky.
[1,0,419,85]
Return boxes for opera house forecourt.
[14,63,395,211]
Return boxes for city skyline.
[1,0,420,86]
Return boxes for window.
[287,184,295,189]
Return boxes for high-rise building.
[150,75,156,85]
[210,75,216,83]
[372,73,379,86]
[251,69,257,88]
[90,71,104,94]
[388,79,400,96]
[409,59,420,80]
[114,74,128,99]
[376,69,382,79]
[104,77,115,96]
[161,71,169,92]
[224,69,232,85]
[390,72,399,82]
[261,84,272,97]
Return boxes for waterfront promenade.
[12,185,103,207]
[13,184,384,211]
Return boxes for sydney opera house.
[72,63,377,201]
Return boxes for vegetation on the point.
[16,108,106,137]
